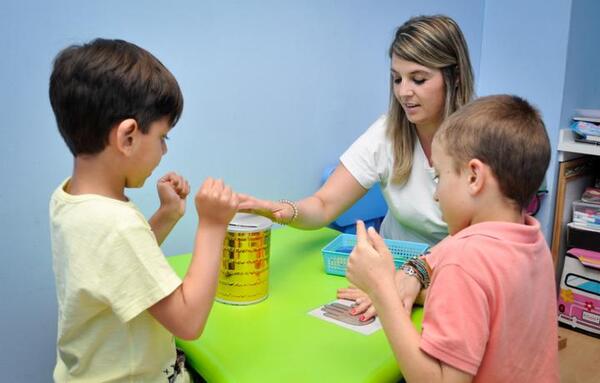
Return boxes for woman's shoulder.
[367,114,388,132]
[357,114,389,143]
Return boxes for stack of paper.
[571,109,600,144]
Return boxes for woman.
[239,15,474,246]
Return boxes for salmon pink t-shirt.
[421,216,558,382]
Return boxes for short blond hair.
[435,95,550,209]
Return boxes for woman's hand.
[337,285,367,301]
[337,286,378,320]
[238,194,294,224]
[337,270,423,320]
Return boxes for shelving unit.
[551,130,599,269]
[554,129,600,381]
[557,129,600,160]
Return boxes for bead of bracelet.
[278,199,299,225]
[402,264,424,286]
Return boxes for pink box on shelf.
[558,248,600,337]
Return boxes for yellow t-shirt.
[50,179,190,382]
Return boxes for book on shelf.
[570,120,600,145]
[582,187,600,204]
[568,221,600,234]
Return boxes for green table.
[167,227,423,382]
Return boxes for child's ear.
[466,158,485,195]
[114,119,139,156]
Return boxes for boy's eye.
[162,135,170,141]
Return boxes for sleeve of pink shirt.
[420,263,490,376]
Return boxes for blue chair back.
[322,164,388,233]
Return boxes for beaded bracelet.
[402,264,423,286]
[410,258,430,288]
[278,199,299,225]
[413,258,431,288]
[402,264,427,289]
[404,258,431,289]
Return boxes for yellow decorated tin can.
[216,213,272,305]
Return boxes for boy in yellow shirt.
[49,38,237,382]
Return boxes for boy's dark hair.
[435,94,550,209]
[49,38,183,156]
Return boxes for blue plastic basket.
[321,233,429,276]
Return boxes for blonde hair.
[387,15,474,184]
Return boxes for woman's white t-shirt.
[340,115,448,245]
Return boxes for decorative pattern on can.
[216,213,273,305]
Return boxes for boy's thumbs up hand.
[346,220,396,296]
[367,225,394,262]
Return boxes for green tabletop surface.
[167,226,423,383]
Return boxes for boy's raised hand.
[157,172,190,220]
[195,177,239,227]
[346,220,396,296]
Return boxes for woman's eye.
[393,77,401,85]
[414,78,426,85]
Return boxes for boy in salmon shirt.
[347,95,558,383]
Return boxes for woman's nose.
[397,81,413,98]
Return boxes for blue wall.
[476,0,573,241]
[560,0,600,127]
[0,1,483,381]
